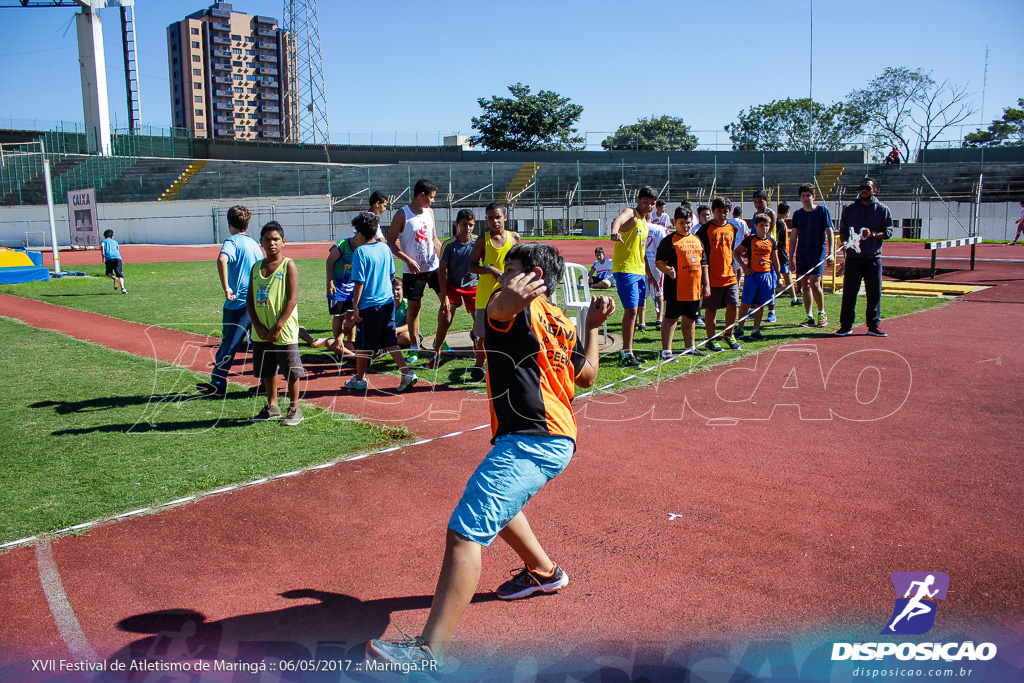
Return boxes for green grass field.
[0,257,952,543]
[0,258,950,391]
[0,317,407,545]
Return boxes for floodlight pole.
[41,141,62,275]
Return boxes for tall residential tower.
[167,2,295,141]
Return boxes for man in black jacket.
[836,177,894,337]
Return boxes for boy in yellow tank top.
[246,221,305,425]
[467,202,520,383]
[610,185,656,368]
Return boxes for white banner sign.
[68,188,98,247]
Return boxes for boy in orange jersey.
[367,242,615,669]
[656,206,711,358]
[734,213,782,341]
[694,196,742,352]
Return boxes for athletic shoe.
[694,315,705,326]
[282,406,304,426]
[406,349,420,364]
[653,320,662,331]
[660,350,676,361]
[120,287,128,294]
[466,365,486,383]
[799,316,815,328]
[705,340,724,352]
[425,353,443,370]
[681,347,709,357]
[834,328,853,337]
[734,327,745,338]
[791,298,803,307]
[344,377,368,391]
[816,312,829,327]
[725,336,742,351]
[867,327,888,337]
[636,324,647,332]
[310,337,330,349]
[496,564,569,600]
[196,381,225,398]
[749,330,766,341]
[397,371,418,393]
[766,311,777,323]
[620,353,641,368]
[366,636,438,669]
[250,404,282,421]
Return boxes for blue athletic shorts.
[741,271,776,307]
[448,434,574,546]
[796,256,825,278]
[614,272,647,309]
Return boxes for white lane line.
[35,541,98,663]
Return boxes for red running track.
[1,257,1022,681]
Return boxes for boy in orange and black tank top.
[367,243,615,669]
[694,196,742,352]
[734,213,781,341]
[656,206,710,358]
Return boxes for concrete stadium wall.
[193,139,867,166]
[918,147,1024,163]
[0,195,332,248]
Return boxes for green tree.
[846,67,975,161]
[601,115,699,151]
[964,99,1024,147]
[469,83,584,151]
[725,98,865,152]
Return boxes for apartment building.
[167,2,295,141]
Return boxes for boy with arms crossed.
[367,242,614,668]
[247,222,305,426]
[656,206,710,358]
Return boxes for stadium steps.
[815,163,845,198]
[159,159,208,201]
[504,163,540,206]
[97,158,195,203]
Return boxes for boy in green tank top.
[246,221,306,425]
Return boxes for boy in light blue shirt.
[100,229,126,294]
[197,205,264,398]
[346,212,418,393]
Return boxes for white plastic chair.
[559,262,609,344]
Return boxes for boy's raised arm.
[487,269,546,322]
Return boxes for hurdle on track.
[924,236,983,277]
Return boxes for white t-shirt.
[651,211,672,229]
[591,257,613,279]
[397,205,440,272]
[645,224,668,262]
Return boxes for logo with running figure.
[882,572,949,635]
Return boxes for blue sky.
[0,0,1021,149]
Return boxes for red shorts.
[447,286,477,312]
